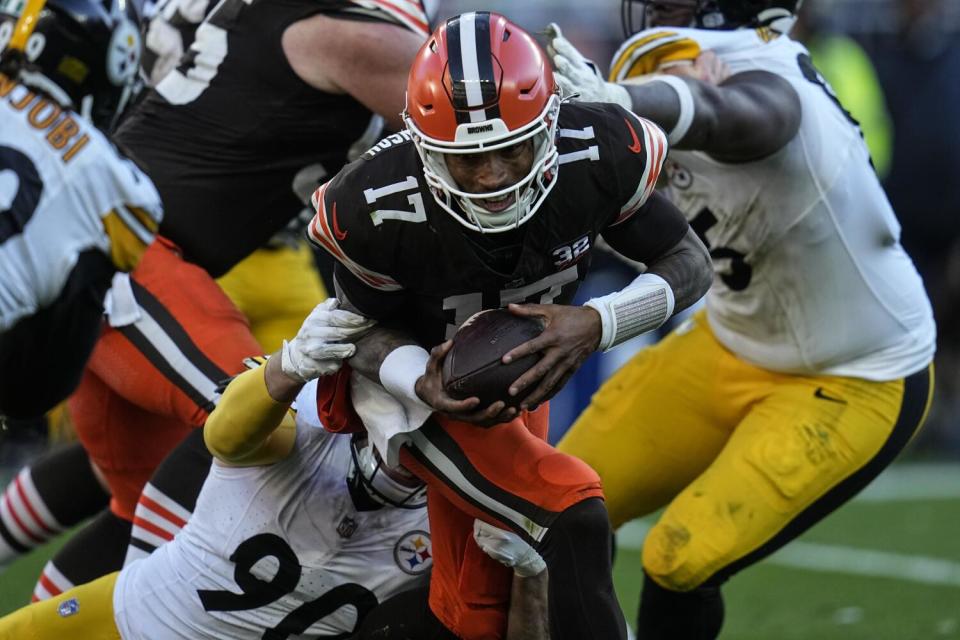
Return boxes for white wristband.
[585,273,675,351]
[631,75,695,145]
[379,345,433,429]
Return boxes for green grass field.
[2,464,959,638]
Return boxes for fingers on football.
[438,395,482,414]
[501,306,545,363]
[502,334,546,365]
[426,341,452,370]
[518,362,564,409]
[508,347,557,398]
[450,400,512,426]
[515,348,584,408]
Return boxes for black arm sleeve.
[600,191,690,264]
[333,263,406,321]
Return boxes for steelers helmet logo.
[106,18,141,86]
[393,530,432,575]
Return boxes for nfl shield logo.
[337,516,358,539]
[57,598,79,618]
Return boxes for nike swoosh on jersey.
[332,202,347,240]
[624,118,643,154]
[813,387,847,404]
[308,183,402,292]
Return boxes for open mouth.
[479,192,516,213]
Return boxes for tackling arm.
[548,25,801,161]
[203,359,299,466]
[205,298,372,465]
[473,519,550,640]
[622,70,802,161]
[506,572,550,640]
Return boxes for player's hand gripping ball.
[441,309,544,408]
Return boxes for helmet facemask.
[405,93,560,234]
[347,433,426,510]
[621,0,800,35]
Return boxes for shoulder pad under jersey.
[340,0,430,38]
[557,101,668,227]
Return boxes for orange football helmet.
[404,11,560,233]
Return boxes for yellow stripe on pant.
[558,311,933,591]
[0,572,120,639]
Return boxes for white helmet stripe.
[457,13,488,122]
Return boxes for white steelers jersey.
[0,75,163,332]
[610,28,935,379]
[112,380,431,639]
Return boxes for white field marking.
[854,463,960,502]
[616,463,960,588]
[771,542,960,588]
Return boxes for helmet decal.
[106,17,139,85]
[445,12,500,124]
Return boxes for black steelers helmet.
[622,0,802,36]
[0,0,141,131]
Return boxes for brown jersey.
[309,101,684,347]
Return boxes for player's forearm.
[506,570,550,640]
[646,226,713,314]
[350,326,421,384]
[204,363,295,464]
[336,287,434,425]
[623,71,800,160]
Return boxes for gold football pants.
[0,572,119,639]
[217,241,328,353]
[559,311,933,591]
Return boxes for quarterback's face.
[644,0,698,27]
[444,140,535,213]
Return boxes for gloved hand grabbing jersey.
[545,23,631,110]
[473,519,546,578]
[281,298,375,382]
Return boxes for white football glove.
[473,519,546,578]
[281,298,375,382]
[545,23,632,110]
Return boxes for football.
[441,309,544,408]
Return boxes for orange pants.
[69,239,261,520]
[317,367,603,639]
